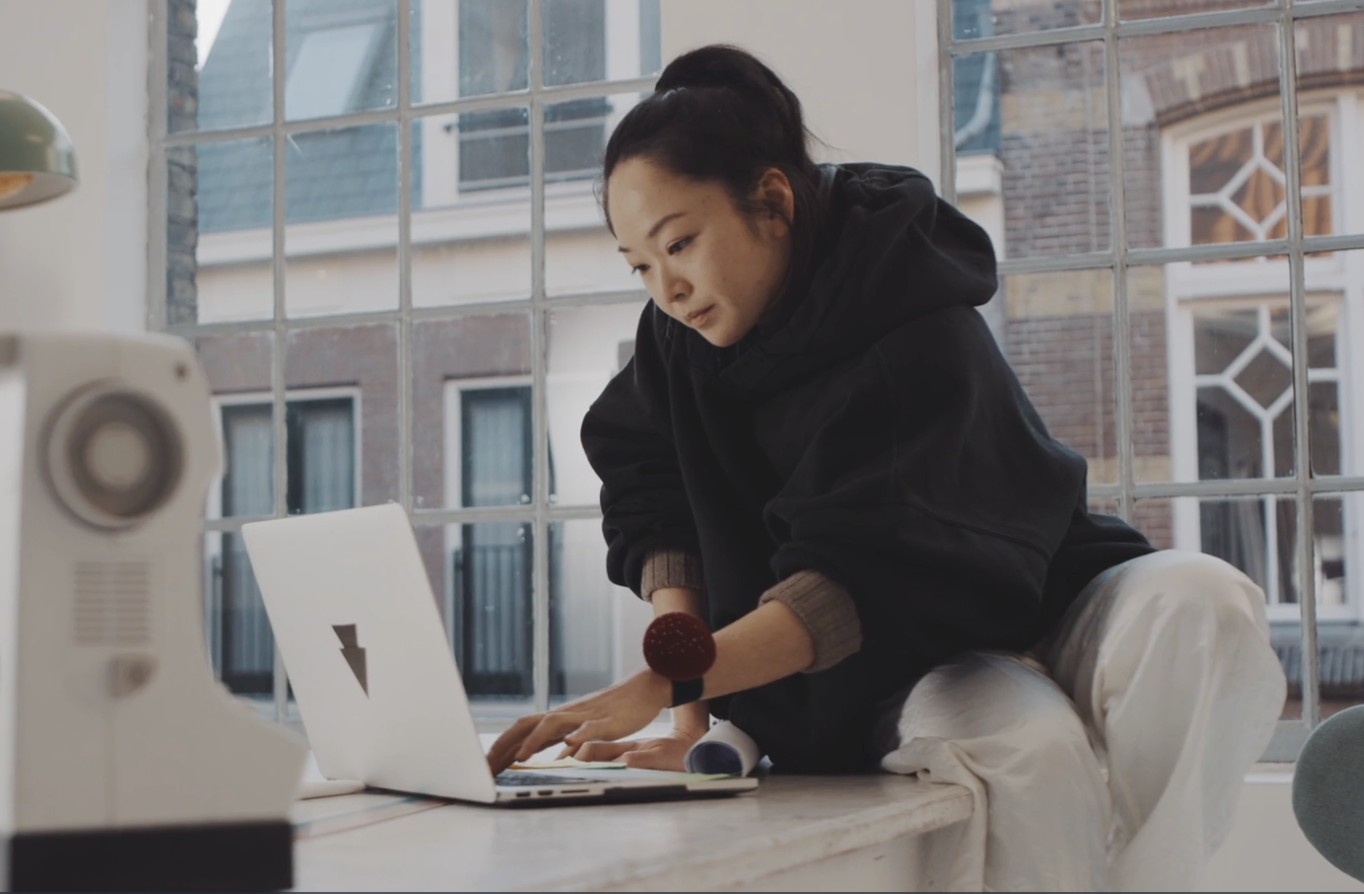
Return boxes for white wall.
[661,0,941,184]
[0,0,149,334]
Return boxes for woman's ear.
[754,167,795,236]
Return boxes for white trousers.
[880,551,1287,892]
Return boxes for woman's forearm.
[648,586,816,711]
[702,600,814,699]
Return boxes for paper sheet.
[684,721,762,776]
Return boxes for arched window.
[1163,93,1364,620]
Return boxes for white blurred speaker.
[0,331,306,891]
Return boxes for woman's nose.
[660,269,690,307]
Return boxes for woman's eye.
[630,264,649,276]
[667,237,692,255]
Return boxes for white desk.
[291,774,972,892]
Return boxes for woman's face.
[607,157,793,348]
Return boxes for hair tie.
[643,612,716,705]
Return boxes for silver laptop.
[240,503,756,806]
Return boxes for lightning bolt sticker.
[332,624,368,696]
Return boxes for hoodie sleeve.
[763,303,1091,666]
[581,304,702,597]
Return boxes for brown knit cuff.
[639,548,705,602]
[759,570,863,673]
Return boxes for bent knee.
[1111,550,1269,633]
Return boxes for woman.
[489,45,1284,889]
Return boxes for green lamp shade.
[0,90,79,210]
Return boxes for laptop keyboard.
[495,772,596,787]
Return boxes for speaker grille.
[73,561,151,646]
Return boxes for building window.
[1188,114,1333,246]
[941,0,1364,750]
[210,392,358,695]
[456,0,611,190]
[1164,98,1358,636]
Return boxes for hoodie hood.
[715,163,999,396]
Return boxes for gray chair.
[1293,704,1364,881]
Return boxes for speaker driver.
[45,387,184,529]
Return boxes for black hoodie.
[581,164,1153,773]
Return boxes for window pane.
[1118,0,1272,22]
[411,314,534,510]
[546,301,648,507]
[196,331,276,519]
[1118,24,1282,250]
[284,124,399,318]
[285,324,400,507]
[972,41,1110,260]
[176,0,273,133]
[951,0,1100,40]
[455,107,533,192]
[185,137,274,326]
[284,0,396,121]
[1310,494,1361,720]
[215,530,279,697]
[543,0,606,86]
[1297,15,1359,240]
[409,115,532,306]
[1126,257,1338,485]
[1136,496,1300,720]
[440,521,535,701]
[999,270,1118,484]
[550,519,651,701]
[546,92,647,297]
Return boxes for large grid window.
[152,0,660,723]
[941,0,1364,757]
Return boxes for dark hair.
[600,45,826,306]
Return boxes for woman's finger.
[573,740,633,763]
[486,714,544,774]
[562,719,615,748]
[514,712,586,762]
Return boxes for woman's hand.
[559,728,704,772]
[486,669,671,775]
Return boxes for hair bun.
[655,44,780,96]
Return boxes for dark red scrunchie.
[643,611,716,681]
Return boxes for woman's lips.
[686,305,715,327]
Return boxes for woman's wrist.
[671,699,710,739]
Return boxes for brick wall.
[167,0,198,326]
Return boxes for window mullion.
[1103,0,1136,524]
[397,0,413,515]
[529,0,551,714]
[1278,6,1321,730]
[270,0,291,725]
[937,0,957,205]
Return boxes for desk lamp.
[0,91,306,891]
[0,91,79,209]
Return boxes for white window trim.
[442,375,534,649]
[1162,90,1364,623]
[206,386,364,522]
[416,0,640,209]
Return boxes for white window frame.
[1162,93,1364,623]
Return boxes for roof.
[197,0,415,233]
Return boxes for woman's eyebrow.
[618,211,686,253]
